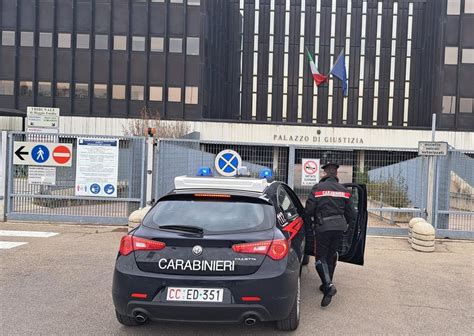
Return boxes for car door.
[304,183,368,266]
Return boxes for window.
[0,80,14,95]
[169,38,182,53]
[442,96,456,114]
[75,83,89,98]
[77,34,90,49]
[2,31,15,46]
[462,49,474,63]
[460,98,473,113]
[186,37,199,55]
[21,32,34,47]
[188,0,200,5]
[151,37,164,52]
[150,86,163,101]
[95,35,108,50]
[94,84,107,98]
[131,85,144,100]
[58,33,71,48]
[170,0,183,3]
[144,199,274,234]
[132,36,145,51]
[19,81,33,96]
[168,87,181,102]
[38,82,51,97]
[447,0,461,15]
[277,187,298,220]
[444,47,458,65]
[185,86,198,104]
[114,36,127,50]
[39,32,52,47]
[466,0,474,13]
[112,85,126,99]
[151,0,165,2]
[56,83,70,97]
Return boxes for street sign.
[28,167,56,185]
[215,150,242,177]
[301,158,320,186]
[75,138,119,197]
[27,107,60,129]
[418,141,448,156]
[13,142,73,166]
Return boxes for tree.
[122,107,190,138]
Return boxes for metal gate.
[153,138,473,239]
[5,132,147,225]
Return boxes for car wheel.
[302,254,310,265]
[276,276,301,331]
[115,310,144,327]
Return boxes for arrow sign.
[15,146,29,161]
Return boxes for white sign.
[13,142,73,166]
[301,159,320,186]
[28,167,56,185]
[214,149,242,177]
[27,107,60,129]
[418,141,448,156]
[26,127,59,134]
[75,138,119,197]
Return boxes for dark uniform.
[305,162,356,307]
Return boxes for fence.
[4,131,146,224]
[154,138,473,239]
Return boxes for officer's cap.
[321,162,340,170]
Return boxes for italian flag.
[306,48,328,86]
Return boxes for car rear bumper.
[112,255,299,323]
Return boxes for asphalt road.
[0,222,473,336]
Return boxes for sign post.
[13,142,72,167]
[301,159,320,186]
[26,106,60,134]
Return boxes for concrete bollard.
[411,221,436,252]
[128,205,152,231]
[408,217,426,243]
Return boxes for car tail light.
[232,239,289,260]
[119,235,166,256]
[241,296,261,302]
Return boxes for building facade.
[0,0,473,132]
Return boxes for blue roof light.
[259,168,273,179]
[197,167,213,176]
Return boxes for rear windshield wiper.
[158,225,204,235]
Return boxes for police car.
[112,168,367,331]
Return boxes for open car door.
[304,184,368,266]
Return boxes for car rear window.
[143,196,275,234]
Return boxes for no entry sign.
[301,158,320,186]
[52,145,72,164]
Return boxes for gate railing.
[5,131,147,225]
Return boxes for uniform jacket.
[305,175,357,232]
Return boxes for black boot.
[319,252,338,292]
[315,260,337,307]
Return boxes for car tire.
[302,254,310,265]
[115,310,143,327]
[276,276,300,331]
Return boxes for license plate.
[166,287,224,302]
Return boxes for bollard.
[408,217,426,243]
[128,205,152,231]
[411,221,436,252]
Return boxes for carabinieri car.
[112,169,367,331]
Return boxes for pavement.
[0,222,473,336]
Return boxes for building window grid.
[238,3,244,117]
[267,2,275,121]
[372,1,383,125]
[251,0,259,121]
[282,4,290,121]
[403,3,414,126]
[388,2,398,126]
[297,3,305,123]
[358,0,368,125]
[343,0,352,124]
[313,0,321,122]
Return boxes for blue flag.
[330,50,348,96]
